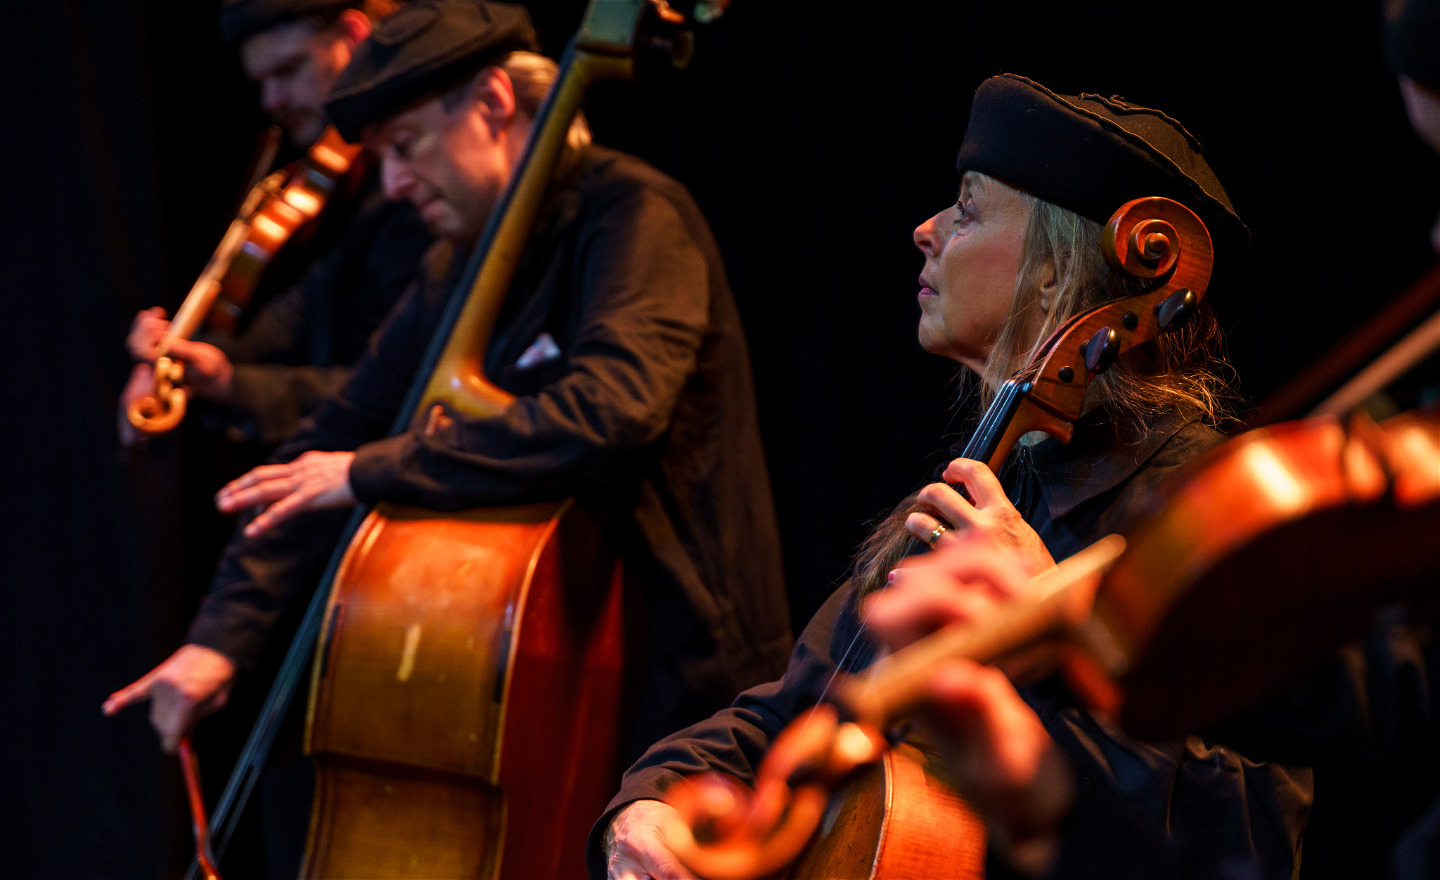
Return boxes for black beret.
[324,0,539,141]
[1385,0,1440,94]
[955,74,1249,264]
[220,0,357,48]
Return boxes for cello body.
[304,499,630,879]
[786,744,985,880]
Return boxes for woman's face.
[912,173,1031,373]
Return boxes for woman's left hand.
[904,457,1055,577]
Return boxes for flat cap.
[324,0,539,141]
[1385,0,1440,93]
[220,0,357,47]
[956,74,1248,263]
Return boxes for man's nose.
[380,156,413,201]
[260,79,287,116]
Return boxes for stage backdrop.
[4,1,1436,878]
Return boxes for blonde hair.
[980,183,1230,432]
[440,51,593,150]
[849,178,1233,596]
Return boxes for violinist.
[120,0,430,452]
[593,74,1310,880]
[1387,0,1440,255]
[1205,4,1440,877]
[105,0,792,871]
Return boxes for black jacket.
[187,146,793,750]
[590,412,1313,880]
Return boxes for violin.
[660,194,1220,879]
[663,408,1440,878]
[126,126,362,435]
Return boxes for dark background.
[4,1,1437,877]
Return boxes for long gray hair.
[849,177,1233,597]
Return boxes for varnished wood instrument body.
[668,402,1439,879]
[300,3,681,877]
[784,744,985,880]
[1097,406,1440,740]
[304,501,626,878]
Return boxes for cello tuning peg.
[1154,288,1198,333]
[1084,327,1120,374]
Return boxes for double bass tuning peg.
[642,30,696,68]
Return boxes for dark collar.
[1021,409,1198,519]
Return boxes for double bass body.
[305,499,630,878]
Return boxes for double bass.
[188,2,728,879]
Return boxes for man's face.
[240,20,354,147]
[364,83,515,242]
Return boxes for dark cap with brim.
[1385,0,1440,94]
[220,0,357,48]
[956,74,1249,264]
[324,0,539,141]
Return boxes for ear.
[336,7,371,49]
[470,67,518,135]
[1037,261,1059,312]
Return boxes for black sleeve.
[183,505,352,670]
[585,584,864,880]
[181,279,437,669]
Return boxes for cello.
[658,193,1222,880]
[127,126,362,436]
[662,384,1440,875]
[188,3,729,879]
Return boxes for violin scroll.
[124,127,360,437]
[126,356,188,435]
[663,704,887,880]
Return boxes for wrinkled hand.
[127,307,169,361]
[215,450,358,537]
[101,644,237,754]
[125,306,234,401]
[865,533,1075,877]
[603,800,701,880]
[904,457,1055,578]
[162,337,234,402]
